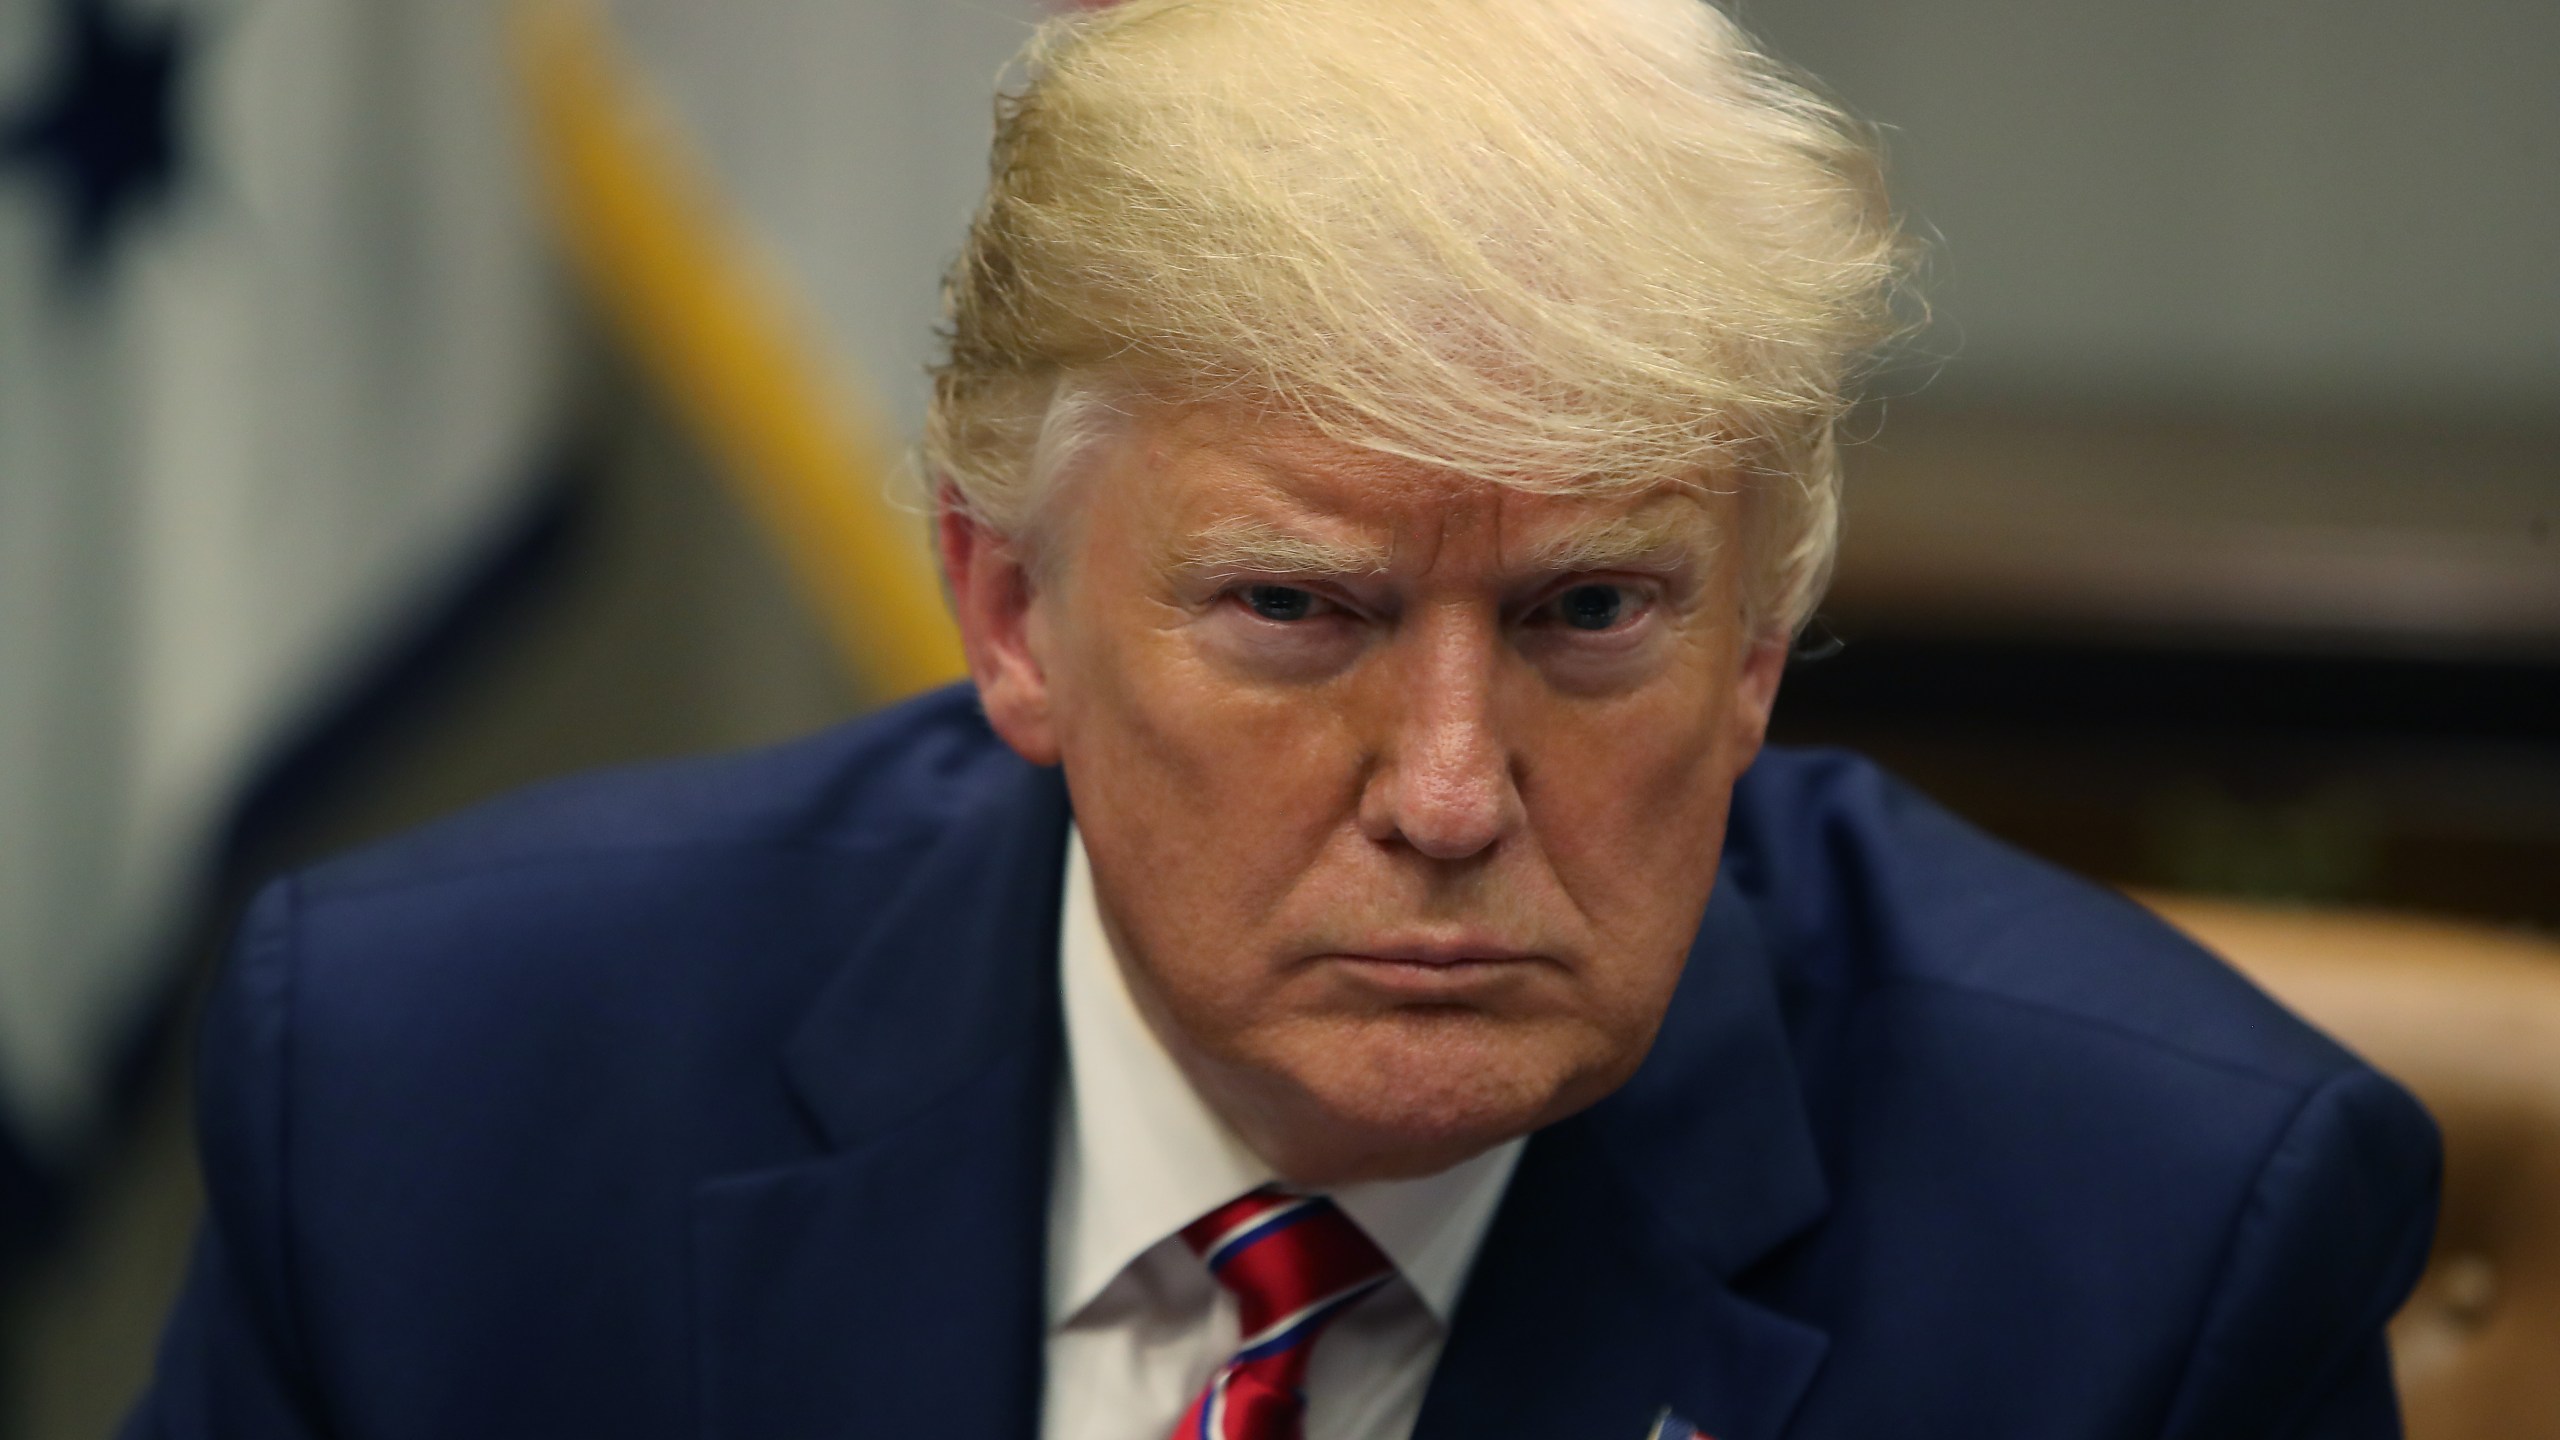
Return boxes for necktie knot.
[1170,1186,1394,1440]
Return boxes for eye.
[1243,584,1321,622]
[1550,583,1631,632]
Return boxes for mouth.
[1330,934,1543,966]
[1317,939,1550,998]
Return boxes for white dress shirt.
[1042,828,1524,1440]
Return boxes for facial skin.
[940,404,1786,1186]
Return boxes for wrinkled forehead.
[1106,404,1733,580]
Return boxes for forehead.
[1109,405,1727,567]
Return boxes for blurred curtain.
[0,0,1069,1232]
[0,0,559,1199]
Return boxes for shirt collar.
[1048,826,1522,1329]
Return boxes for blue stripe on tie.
[1230,1272,1391,1364]
[1198,1370,1226,1440]
[1204,1197,1323,1272]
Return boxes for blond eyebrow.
[1173,516,1394,579]
[1523,511,1718,574]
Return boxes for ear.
[937,499,1062,766]
[1723,628,1788,778]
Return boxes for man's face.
[944,405,1784,1184]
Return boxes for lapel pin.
[1647,1406,1712,1440]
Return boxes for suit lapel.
[1416,881,1832,1440]
[691,755,1073,1440]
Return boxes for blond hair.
[925,0,1909,634]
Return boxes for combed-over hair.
[925,0,1910,635]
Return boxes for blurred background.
[0,0,2551,1435]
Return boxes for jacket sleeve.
[2156,1064,2442,1440]
[120,880,333,1439]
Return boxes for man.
[127,1,2438,1437]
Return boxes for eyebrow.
[1522,511,1718,574]
[1171,507,1717,582]
[1173,517,1395,580]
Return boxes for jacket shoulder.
[1729,749,2439,1436]
[294,683,1011,903]
[1727,746,2370,1091]
[177,695,1033,1435]
[203,685,1036,1199]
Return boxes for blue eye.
[1556,584,1626,631]
[1245,585,1317,621]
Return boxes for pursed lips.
[1330,937,1542,966]
[1314,938,1555,996]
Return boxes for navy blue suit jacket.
[128,685,2438,1439]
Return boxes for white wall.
[1744,0,2560,420]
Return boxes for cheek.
[1520,668,1737,951]
[1093,626,1357,818]
[1054,609,1369,959]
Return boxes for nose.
[1357,612,1524,861]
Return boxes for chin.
[1260,1008,1618,1184]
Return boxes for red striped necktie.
[1170,1185,1396,1440]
